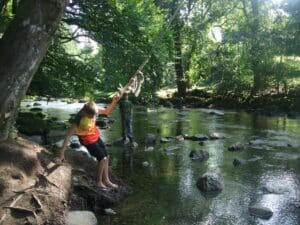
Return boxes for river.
[20,99,300,225]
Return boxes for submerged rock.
[228,143,244,151]
[208,110,224,116]
[160,137,173,143]
[249,205,273,220]
[184,134,208,141]
[145,146,154,152]
[189,150,209,162]
[164,146,180,153]
[145,133,156,146]
[233,158,243,167]
[196,172,224,196]
[209,133,226,140]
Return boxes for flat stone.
[66,211,97,225]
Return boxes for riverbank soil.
[0,137,71,225]
[0,138,129,225]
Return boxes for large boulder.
[196,172,224,196]
[66,211,97,225]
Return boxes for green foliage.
[21,0,300,99]
[27,33,101,98]
[0,0,14,35]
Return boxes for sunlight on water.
[20,100,300,225]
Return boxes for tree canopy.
[1,0,300,100]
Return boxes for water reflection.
[20,100,300,225]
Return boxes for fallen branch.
[31,194,43,211]
[35,173,59,189]
[0,193,25,224]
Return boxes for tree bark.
[0,0,68,141]
[173,16,186,98]
[249,0,261,95]
[0,0,9,16]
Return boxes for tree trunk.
[249,0,260,95]
[12,0,18,14]
[0,0,9,15]
[0,0,68,141]
[173,16,186,98]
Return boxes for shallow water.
[21,100,300,225]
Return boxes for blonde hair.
[81,102,98,116]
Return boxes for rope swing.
[113,1,185,98]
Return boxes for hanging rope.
[114,1,185,98]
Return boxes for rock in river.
[249,204,273,220]
[196,172,224,196]
[189,150,209,162]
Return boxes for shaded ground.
[0,138,71,225]
[0,138,129,225]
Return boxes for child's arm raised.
[98,95,120,115]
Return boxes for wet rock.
[228,143,244,152]
[196,172,224,196]
[30,107,43,112]
[16,112,48,135]
[142,161,150,167]
[185,134,208,141]
[176,135,184,141]
[189,150,209,162]
[164,146,180,153]
[70,142,81,149]
[233,158,243,167]
[160,137,173,143]
[103,208,117,215]
[249,139,265,146]
[208,110,224,116]
[145,146,154,152]
[163,100,173,108]
[177,111,188,116]
[145,133,156,146]
[33,102,42,106]
[209,133,226,140]
[27,135,43,145]
[66,211,97,225]
[199,141,205,146]
[249,205,273,220]
[96,116,109,128]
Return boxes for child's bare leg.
[96,159,107,188]
[103,156,118,188]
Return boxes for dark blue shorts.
[84,139,108,161]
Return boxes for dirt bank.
[0,138,129,225]
[0,137,71,225]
